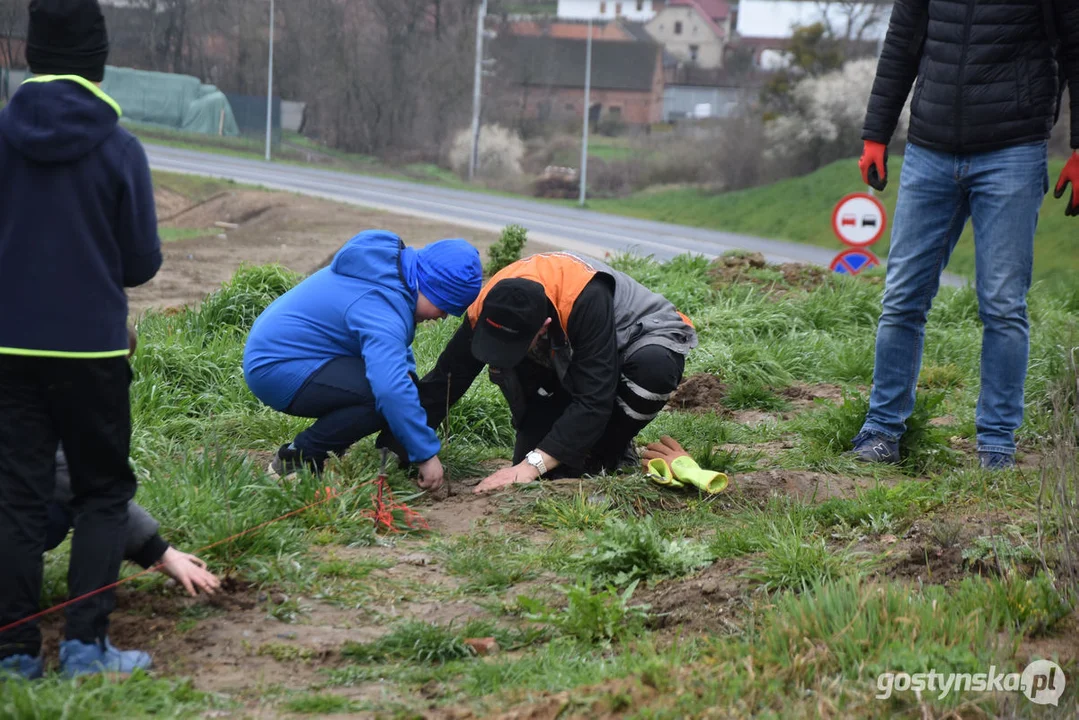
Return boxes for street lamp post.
[579,18,593,206]
[265,0,275,162]
[469,0,489,181]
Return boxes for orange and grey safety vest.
[467,252,698,373]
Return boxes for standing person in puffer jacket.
[0,0,162,680]
[378,252,698,494]
[852,0,1079,470]
[243,231,482,488]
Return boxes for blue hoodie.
[0,76,162,357]
[243,231,440,462]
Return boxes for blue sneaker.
[59,638,152,678]
[849,431,900,464]
[980,452,1016,470]
[0,654,44,680]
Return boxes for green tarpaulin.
[100,66,240,136]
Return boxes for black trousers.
[511,344,686,477]
[287,356,385,461]
[0,356,136,658]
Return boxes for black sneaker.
[268,444,323,479]
[619,441,641,472]
[848,431,900,464]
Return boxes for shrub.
[186,264,302,338]
[581,516,714,587]
[486,225,528,276]
[449,124,525,180]
[517,580,650,644]
[765,58,911,175]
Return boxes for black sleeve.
[1061,0,1079,148]
[416,319,488,429]
[129,534,170,570]
[536,278,619,468]
[862,0,930,145]
[118,138,163,287]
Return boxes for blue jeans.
[861,141,1048,455]
[286,357,385,460]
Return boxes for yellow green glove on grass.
[645,456,729,494]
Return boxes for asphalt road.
[146,144,964,286]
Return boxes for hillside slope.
[594,157,1076,284]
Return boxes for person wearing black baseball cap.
[378,252,698,494]
[0,0,161,680]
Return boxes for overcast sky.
[736,1,892,40]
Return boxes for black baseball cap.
[472,278,549,368]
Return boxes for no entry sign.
[830,248,881,276]
[832,193,887,248]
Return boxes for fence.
[226,93,282,147]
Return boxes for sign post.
[830,192,887,276]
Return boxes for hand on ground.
[417,456,445,491]
[641,436,691,472]
[473,464,538,494]
[159,547,221,597]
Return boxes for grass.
[7,245,1079,717]
[152,170,240,205]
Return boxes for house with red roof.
[644,0,732,69]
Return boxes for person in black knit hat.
[0,0,162,679]
[24,0,110,81]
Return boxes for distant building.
[507,17,645,41]
[645,0,731,69]
[495,35,665,125]
[556,0,658,22]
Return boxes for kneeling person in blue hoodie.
[244,231,482,488]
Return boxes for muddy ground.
[128,185,557,315]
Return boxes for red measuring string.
[0,474,426,637]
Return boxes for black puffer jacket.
[863,0,1079,153]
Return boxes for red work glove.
[1054,152,1079,217]
[859,140,888,192]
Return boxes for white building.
[556,0,658,22]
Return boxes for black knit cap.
[25,0,109,83]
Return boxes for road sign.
[831,248,881,276]
[832,192,887,248]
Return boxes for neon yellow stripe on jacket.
[21,75,122,118]
[0,347,129,359]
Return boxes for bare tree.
[0,0,27,71]
[812,0,892,56]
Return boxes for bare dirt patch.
[128,188,557,315]
[779,382,846,409]
[666,373,727,413]
[708,252,844,294]
[635,558,752,636]
[733,469,881,503]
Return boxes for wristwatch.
[525,450,547,476]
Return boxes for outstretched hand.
[158,547,221,597]
[473,463,539,494]
[640,436,691,472]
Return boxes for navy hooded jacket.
[0,75,162,357]
[243,231,441,463]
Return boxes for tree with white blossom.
[766,57,911,174]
